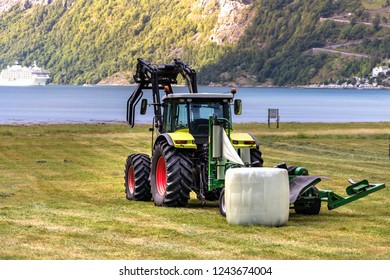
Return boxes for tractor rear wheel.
[151,139,193,207]
[250,148,264,167]
[124,153,151,201]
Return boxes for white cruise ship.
[0,62,50,86]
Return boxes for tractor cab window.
[190,103,224,119]
[175,103,188,129]
[163,102,189,132]
[189,102,226,135]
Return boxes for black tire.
[124,153,151,201]
[250,148,264,167]
[151,139,193,207]
[294,187,321,215]
[219,188,226,217]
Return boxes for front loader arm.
[127,58,199,129]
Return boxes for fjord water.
[0,85,389,124]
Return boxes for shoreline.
[13,83,389,90]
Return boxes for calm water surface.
[0,85,389,124]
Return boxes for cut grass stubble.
[0,122,389,259]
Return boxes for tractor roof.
[162,93,234,101]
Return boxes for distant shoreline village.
[306,61,390,89]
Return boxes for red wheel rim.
[156,156,167,196]
[127,166,135,194]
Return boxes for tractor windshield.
[190,103,224,119]
[189,102,225,135]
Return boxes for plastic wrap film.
[222,129,244,165]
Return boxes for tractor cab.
[161,93,238,145]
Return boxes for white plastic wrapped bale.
[225,167,290,226]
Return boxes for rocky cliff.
[206,0,255,44]
[0,0,52,12]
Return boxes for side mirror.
[234,99,242,115]
[140,99,148,115]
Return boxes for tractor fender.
[155,134,175,147]
[154,133,196,149]
[248,133,260,149]
[230,132,258,149]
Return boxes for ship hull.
[0,77,49,86]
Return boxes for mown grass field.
[0,122,389,260]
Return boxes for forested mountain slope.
[0,0,389,86]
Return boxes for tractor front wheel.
[151,140,193,207]
[124,153,151,201]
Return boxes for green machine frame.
[208,117,232,192]
[286,164,385,212]
[320,179,385,210]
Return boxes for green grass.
[0,122,389,260]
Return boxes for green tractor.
[124,58,385,217]
[124,58,262,213]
